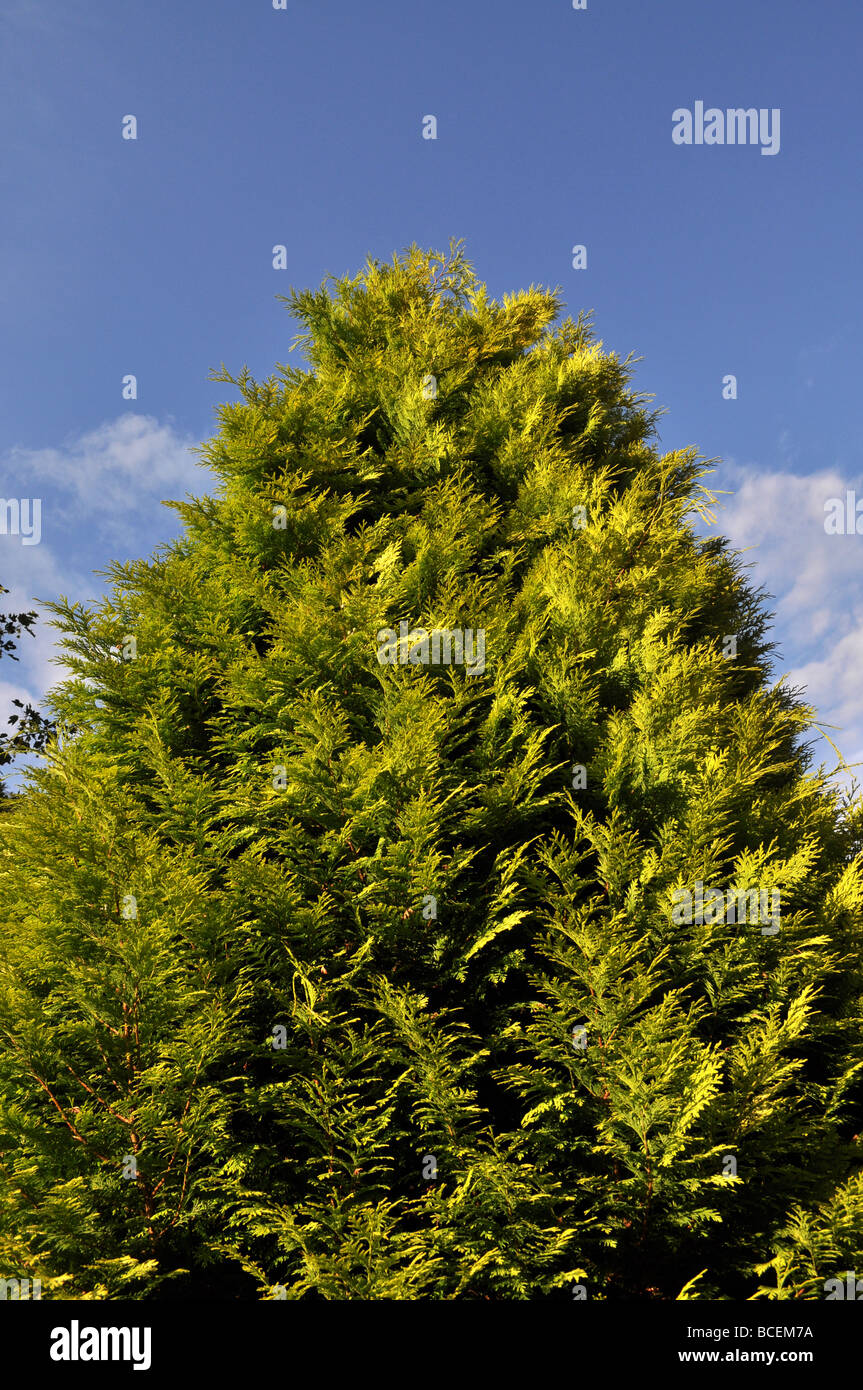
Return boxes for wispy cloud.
[713,459,863,786]
[4,414,209,549]
[1,415,215,777]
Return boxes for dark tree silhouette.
[0,582,58,793]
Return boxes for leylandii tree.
[1,243,862,1300]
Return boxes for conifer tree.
[1,243,862,1299]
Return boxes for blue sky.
[2,0,862,791]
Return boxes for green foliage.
[1,243,861,1299]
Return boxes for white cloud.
[1,415,216,784]
[713,460,863,787]
[3,414,211,548]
